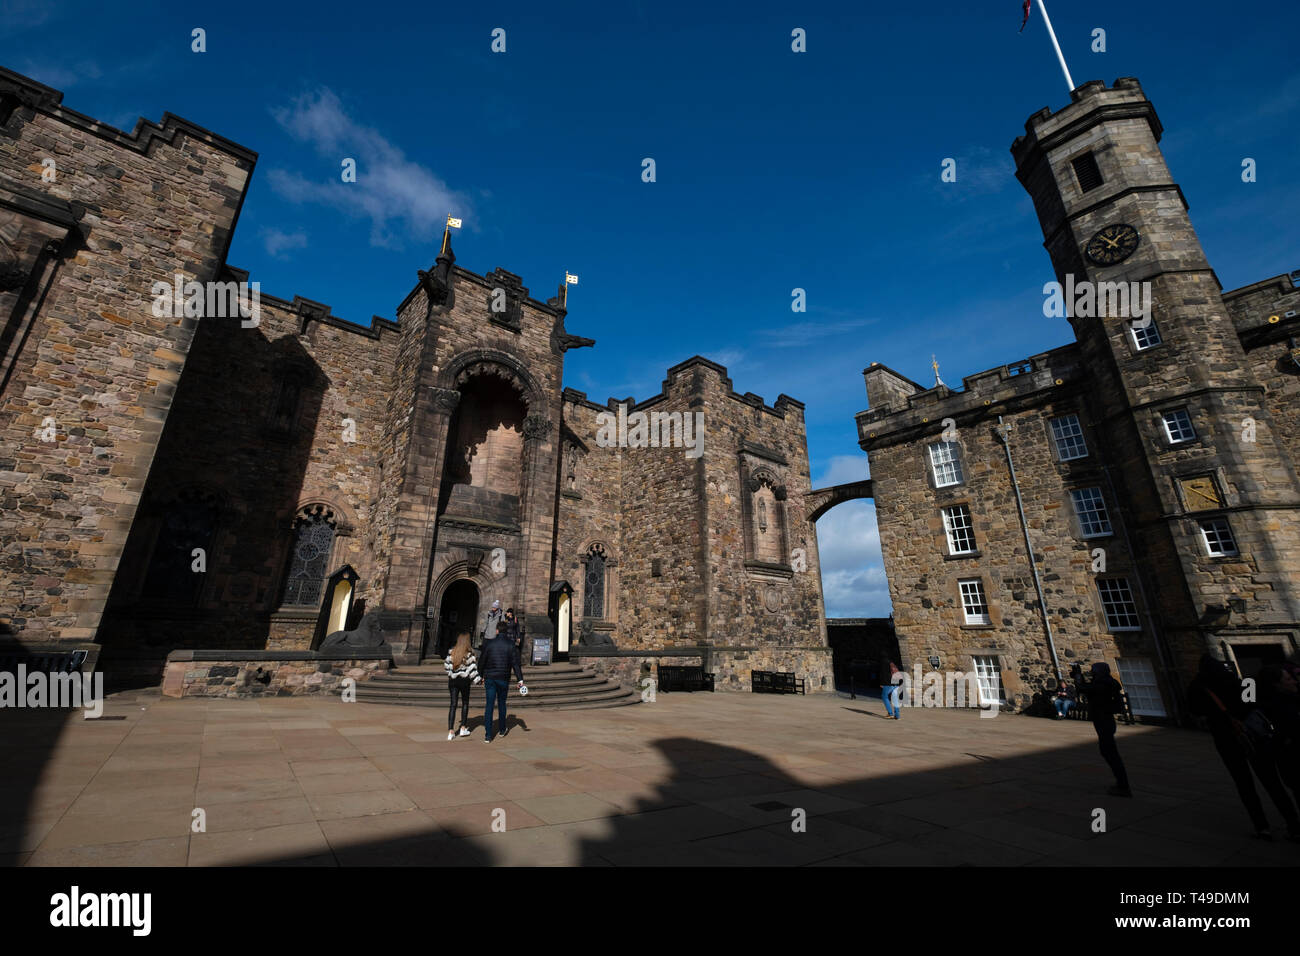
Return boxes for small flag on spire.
[446,215,462,229]
[1019,0,1031,32]
[565,272,579,285]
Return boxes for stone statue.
[320,611,388,650]
[577,619,614,647]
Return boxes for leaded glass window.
[583,546,606,619]
[282,513,335,606]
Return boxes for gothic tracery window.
[282,507,337,607]
[583,544,606,619]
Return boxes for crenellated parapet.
[858,343,1083,450]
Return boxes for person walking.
[504,607,524,662]
[443,631,480,741]
[882,659,903,720]
[1190,654,1300,840]
[479,619,526,743]
[1079,662,1132,797]
[1259,663,1300,802]
[480,600,503,651]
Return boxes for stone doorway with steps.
[428,579,479,661]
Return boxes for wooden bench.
[751,670,806,695]
[658,665,715,693]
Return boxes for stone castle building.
[860,78,1300,721]
[0,66,833,691]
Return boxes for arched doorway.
[430,579,479,660]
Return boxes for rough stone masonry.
[859,78,1300,720]
[0,66,833,693]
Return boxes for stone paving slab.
[2,688,1300,866]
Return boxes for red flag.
[1019,0,1032,32]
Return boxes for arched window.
[583,544,606,619]
[281,507,337,607]
[142,491,220,603]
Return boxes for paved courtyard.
[2,688,1297,866]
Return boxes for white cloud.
[3,0,58,32]
[15,59,101,89]
[758,316,879,348]
[932,145,1014,200]
[260,227,308,259]
[267,89,470,249]
[709,348,745,370]
[815,499,891,618]
[812,454,869,488]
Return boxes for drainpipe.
[995,416,1063,684]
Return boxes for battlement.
[858,343,1083,449]
[1,66,258,165]
[220,265,399,341]
[1012,76,1161,167]
[561,356,804,420]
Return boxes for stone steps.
[354,659,640,710]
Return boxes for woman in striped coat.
[445,631,481,740]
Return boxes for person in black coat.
[479,620,526,743]
[1187,654,1300,840]
[1078,662,1132,797]
[1259,663,1300,813]
[504,607,524,661]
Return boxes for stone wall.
[1230,275,1300,495]
[161,652,389,699]
[862,354,1151,711]
[0,67,254,646]
[861,80,1300,718]
[556,390,623,636]
[562,357,831,690]
[97,289,399,658]
[1013,78,1300,690]
[2,69,833,697]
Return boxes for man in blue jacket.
[479,620,526,742]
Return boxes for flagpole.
[1036,0,1075,93]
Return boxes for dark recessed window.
[1071,152,1104,193]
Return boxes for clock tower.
[1012,77,1300,681]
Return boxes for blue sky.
[4,0,1297,617]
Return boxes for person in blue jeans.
[478,620,526,742]
[882,660,903,719]
[1053,680,1076,719]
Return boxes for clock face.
[1179,475,1222,512]
[1085,223,1141,266]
